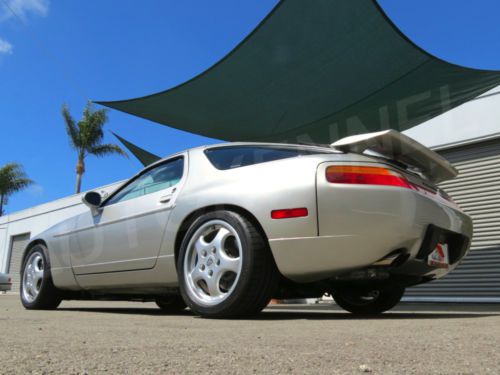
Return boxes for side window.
[204,146,323,170]
[105,157,184,206]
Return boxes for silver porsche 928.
[19,130,471,317]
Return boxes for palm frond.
[0,163,34,196]
[63,101,126,193]
[8,177,33,193]
[79,102,108,150]
[88,143,128,158]
[61,104,80,149]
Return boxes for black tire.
[155,295,187,314]
[20,244,62,310]
[177,210,278,318]
[333,285,405,315]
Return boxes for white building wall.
[404,87,500,148]
[0,228,6,272]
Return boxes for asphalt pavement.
[0,294,499,374]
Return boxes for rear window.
[205,146,326,170]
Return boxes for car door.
[71,156,185,275]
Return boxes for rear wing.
[331,130,457,184]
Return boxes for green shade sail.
[112,132,160,166]
[98,0,500,145]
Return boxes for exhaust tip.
[372,249,408,267]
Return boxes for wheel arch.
[20,239,49,273]
[174,204,271,264]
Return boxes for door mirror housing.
[82,191,102,216]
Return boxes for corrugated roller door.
[406,139,500,301]
[7,233,31,293]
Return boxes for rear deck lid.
[331,130,457,184]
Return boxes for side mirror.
[82,191,102,216]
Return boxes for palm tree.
[0,163,33,216]
[62,102,128,194]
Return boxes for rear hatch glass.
[205,145,333,170]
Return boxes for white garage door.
[7,233,31,293]
[406,138,500,301]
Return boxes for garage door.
[406,138,500,301]
[7,233,31,293]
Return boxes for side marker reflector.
[271,208,308,219]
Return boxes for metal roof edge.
[0,180,125,225]
[432,132,500,152]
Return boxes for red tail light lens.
[271,207,308,219]
[326,165,413,189]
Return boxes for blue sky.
[1,0,500,214]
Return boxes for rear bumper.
[268,189,472,283]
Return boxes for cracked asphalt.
[0,295,499,374]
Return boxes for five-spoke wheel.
[184,220,243,306]
[178,210,277,318]
[20,244,62,310]
[22,252,45,303]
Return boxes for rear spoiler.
[331,130,458,184]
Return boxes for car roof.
[146,142,338,170]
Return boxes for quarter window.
[205,146,328,170]
[105,157,184,206]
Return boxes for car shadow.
[57,307,193,316]
[56,307,497,320]
[249,311,496,320]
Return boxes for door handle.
[159,195,172,204]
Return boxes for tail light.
[325,165,413,189]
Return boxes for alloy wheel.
[183,220,243,306]
[22,252,45,303]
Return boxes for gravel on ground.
[0,295,499,374]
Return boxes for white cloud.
[27,184,44,197]
[0,38,13,54]
[1,0,49,22]
[0,0,49,57]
